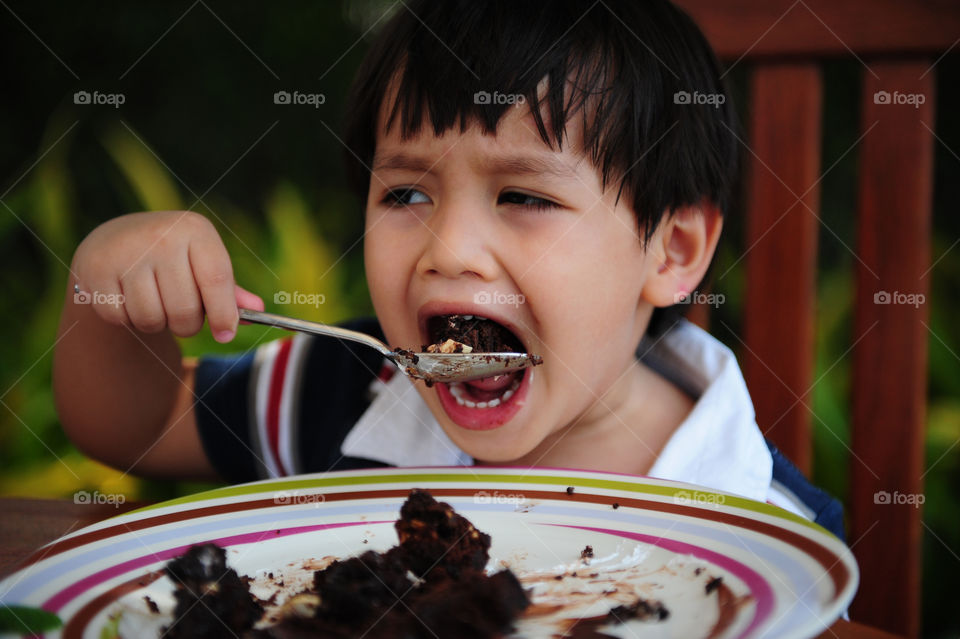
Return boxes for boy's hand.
[72,211,264,343]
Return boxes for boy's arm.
[53,283,216,480]
[53,210,263,481]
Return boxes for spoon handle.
[238,309,393,357]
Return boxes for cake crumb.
[705,576,723,594]
[580,545,594,560]
[426,338,473,354]
[566,486,575,495]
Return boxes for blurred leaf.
[926,400,960,450]
[265,182,345,324]
[811,268,854,503]
[927,298,960,398]
[102,125,184,211]
[0,605,62,634]
[27,115,78,261]
[0,452,139,499]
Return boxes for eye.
[382,187,431,207]
[498,191,559,211]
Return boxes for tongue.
[465,372,519,392]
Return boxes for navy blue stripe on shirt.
[194,351,262,483]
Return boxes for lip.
[416,300,530,353]
[435,367,533,431]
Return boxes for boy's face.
[364,102,665,464]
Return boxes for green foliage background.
[0,2,956,636]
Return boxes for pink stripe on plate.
[552,524,774,639]
[43,520,385,613]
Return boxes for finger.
[156,261,204,337]
[120,268,167,334]
[188,234,238,343]
[76,277,130,327]
[235,285,264,324]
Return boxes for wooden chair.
[673,1,959,636]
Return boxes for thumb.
[235,285,265,323]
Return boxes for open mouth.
[424,314,532,430]
[423,314,525,354]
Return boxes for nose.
[415,198,497,280]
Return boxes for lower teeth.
[447,377,521,409]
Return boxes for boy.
[54,0,842,538]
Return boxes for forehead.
[372,81,589,173]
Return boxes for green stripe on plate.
[118,471,822,534]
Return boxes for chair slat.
[849,62,933,637]
[742,64,822,474]
[674,0,960,58]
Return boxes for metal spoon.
[238,308,541,383]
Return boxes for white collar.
[641,321,772,502]
[341,319,771,501]
[340,370,473,467]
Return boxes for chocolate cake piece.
[407,569,530,638]
[393,488,491,579]
[164,543,263,639]
[311,548,414,624]
[168,491,529,639]
[608,597,670,622]
[425,315,520,352]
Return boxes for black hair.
[342,0,738,336]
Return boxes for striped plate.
[0,467,857,638]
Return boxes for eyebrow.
[371,151,578,180]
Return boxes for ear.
[641,202,723,307]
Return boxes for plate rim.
[0,466,859,639]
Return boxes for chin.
[422,386,545,465]
[447,427,541,466]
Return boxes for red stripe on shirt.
[377,362,396,383]
[266,338,293,476]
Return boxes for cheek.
[520,236,647,378]
[523,229,646,327]
[363,214,403,315]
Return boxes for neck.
[493,362,693,474]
